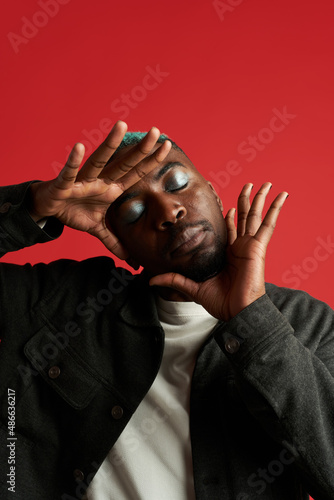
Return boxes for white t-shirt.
[85,296,218,500]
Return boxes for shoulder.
[265,282,332,315]
[0,255,136,324]
[40,256,136,300]
[265,282,334,348]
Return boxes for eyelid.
[121,169,190,223]
[165,170,189,192]
[122,201,145,224]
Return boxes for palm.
[198,236,267,320]
[29,122,172,258]
[150,183,288,322]
[46,179,122,231]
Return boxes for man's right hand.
[28,121,171,259]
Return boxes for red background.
[1,0,333,496]
[1,0,333,313]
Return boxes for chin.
[184,254,225,282]
[175,241,227,283]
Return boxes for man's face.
[106,144,228,282]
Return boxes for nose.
[152,195,187,230]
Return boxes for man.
[0,121,333,500]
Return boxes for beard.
[161,219,227,283]
[172,233,227,282]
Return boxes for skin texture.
[28,122,172,259]
[106,144,228,286]
[28,120,288,320]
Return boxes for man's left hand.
[149,182,288,322]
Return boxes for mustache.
[161,219,214,256]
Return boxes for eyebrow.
[153,161,185,181]
[113,162,187,212]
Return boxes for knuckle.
[134,167,147,179]
[248,209,261,218]
[118,163,131,174]
[115,180,126,192]
[271,202,282,211]
[84,175,96,183]
[263,221,276,230]
[171,273,178,286]
[104,140,119,151]
[138,145,152,156]
[238,210,248,219]
[89,159,105,169]
[61,176,75,183]
[155,148,167,161]
[65,162,78,170]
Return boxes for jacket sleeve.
[0,181,63,257]
[214,285,334,500]
[0,181,71,328]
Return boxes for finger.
[102,126,162,182]
[91,224,129,259]
[149,272,200,301]
[76,120,128,182]
[116,140,172,192]
[225,208,237,245]
[53,143,85,191]
[237,183,253,236]
[244,182,272,235]
[254,192,289,246]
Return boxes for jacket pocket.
[24,325,99,410]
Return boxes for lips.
[169,226,207,257]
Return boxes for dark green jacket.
[0,183,334,500]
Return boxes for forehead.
[107,144,206,216]
[116,142,202,187]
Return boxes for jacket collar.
[118,272,162,328]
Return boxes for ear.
[207,181,223,211]
[126,257,140,271]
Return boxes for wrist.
[27,182,48,222]
[230,291,266,321]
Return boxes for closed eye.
[122,201,145,224]
[165,171,189,192]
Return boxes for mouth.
[170,226,208,258]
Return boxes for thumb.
[149,272,201,301]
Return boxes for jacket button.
[225,337,240,354]
[48,366,61,379]
[0,202,12,213]
[111,405,123,420]
[73,469,85,482]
